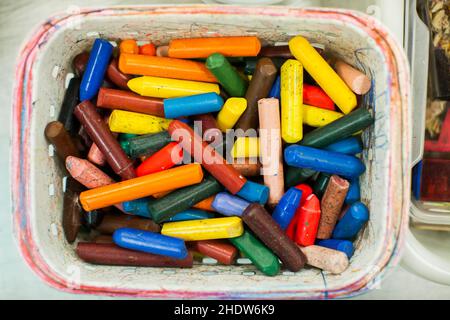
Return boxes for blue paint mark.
[320,271,329,300]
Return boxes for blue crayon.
[345,178,361,205]
[272,188,303,230]
[80,39,113,101]
[113,227,188,259]
[236,180,269,204]
[165,209,214,222]
[163,92,223,118]
[212,192,250,217]
[332,202,369,240]
[325,137,363,155]
[316,239,355,259]
[269,75,281,99]
[122,198,151,218]
[284,145,365,179]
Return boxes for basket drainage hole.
[48,184,55,196]
[48,144,54,157]
[242,271,255,276]
[50,223,58,236]
[282,271,296,276]
[49,105,56,118]
[202,258,218,265]
[62,176,68,192]
[65,73,75,89]
[162,270,176,275]
[237,258,252,265]
[52,66,60,79]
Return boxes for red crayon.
[303,84,335,110]
[295,194,321,247]
[286,184,313,240]
[189,240,238,265]
[136,142,183,177]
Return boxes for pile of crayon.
[45,35,374,276]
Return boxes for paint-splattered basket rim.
[11,5,410,299]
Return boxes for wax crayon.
[216,98,247,133]
[96,214,161,235]
[72,52,90,77]
[92,235,114,244]
[80,39,113,101]
[206,53,248,97]
[295,194,321,247]
[58,77,81,134]
[119,53,217,83]
[127,131,172,159]
[139,43,156,56]
[281,59,303,143]
[268,75,281,99]
[229,230,280,276]
[168,120,247,194]
[241,203,306,272]
[303,105,343,127]
[193,196,216,212]
[119,39,139,54]
[109,110,171,135]
[333,59,371,95]
[106,59,132,90]
[236,180,269,205]
[119,133,138,154]
[122,198,152,218]
[230,159,261,177]
[243,57,285,75]
[313,173,331,199]
[74,101,136,180]
[127,76,220,99]
[97,88,165,117]
[190,240,238,265]
[113,228,188,259]
[191,114,222,144]
[285,108,373,187]
[231,137,260,158]
[300,245,349,274]
[163,93,223,119]
[45,121,81,161]
[272,187,303,230]
[289,36,357,114]
[135,142,182,177]
[286,184,313,240]
[259,45,294,59]
[284,145,365,179]
[165,209,215,222]
[216,98,246,132]
[161,217,244,241]
[156,45,169,57]
[62,187,83,243]
[148,175,223,223]
[66,156,115,189]
[325,137,363,155]
[76,242,193,267]
[316,239,355,259]
[317,175,349,239]
[167,36,261,58]
[211,192,250,217]
[79,163,203,211]
[236,58,277,131]
[332,202,369,239]
[87,143,106,166]
[303,84,335,110]
[258,98,284,206]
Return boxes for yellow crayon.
[127,76,220,99]
[161,217,244,241]
[303,105,344,127]
[217,98,247,132]
[231,137,260,158]
[109,110,172,135]
[289,36,357,114]
[281,59,303,143]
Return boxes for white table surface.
[1,0,450,300]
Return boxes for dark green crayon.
[206,53,248,97]
[230,230,280,276]
[313,173,331,199]
[127,131,172,159]
[149,176,223,223]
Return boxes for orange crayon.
[119,53,218,83]
[120,39,139,54]
[139,43,156,56]
[193,195,216,212]
[167,37,261,59]
[79,163,203,211]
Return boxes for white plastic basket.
[11,5,410,299]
